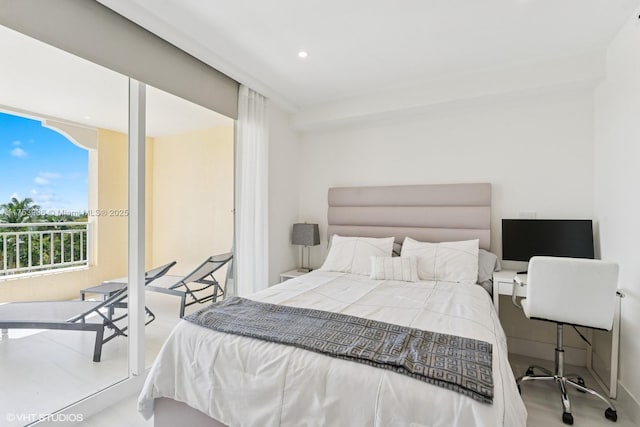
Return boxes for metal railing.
[0,222,91,277]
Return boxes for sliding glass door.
[142,85,234,366]
[0,24,236,424]
[0,25,130,423]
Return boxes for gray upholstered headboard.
[327,183,491,250]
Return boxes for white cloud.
[10,147,27,158]
[30,188,69,211]
[12,140,21,146]
[39,171,61,180]
[33,171,62,186]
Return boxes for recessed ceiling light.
[83,115,91,120]
[298,51,308,59]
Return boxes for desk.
[492,269,623,399]
[492,269,526,314]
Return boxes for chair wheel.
[577,377,586,393]
[526,367,535,376]
[562,412,574,425]
[605,408,617,422]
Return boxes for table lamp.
[292,223,320,272]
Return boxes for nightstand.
[492,269,526,314]
[280,269,306,282]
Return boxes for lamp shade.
[292,223,320,246]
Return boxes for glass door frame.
[127,78,147,377]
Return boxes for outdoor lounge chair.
[0,261,176,362]
[79,260,179,322]
[145,252,233,318]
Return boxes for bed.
[139,183,527,426]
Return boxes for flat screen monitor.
[502,219,595,262]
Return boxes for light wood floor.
[509,354,637,427]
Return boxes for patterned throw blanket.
[185,297,493,404]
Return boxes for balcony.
[0,289,183,425]
[0,26,235,420]
[0,222,90,277]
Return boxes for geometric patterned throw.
[185,296,493,404]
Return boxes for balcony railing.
[0,222,91,277]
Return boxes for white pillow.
[320,235,394,275]
[400,237,479,283]
[370,256,419,282]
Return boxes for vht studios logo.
[5,412,84,424]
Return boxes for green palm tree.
[0,198,42,271]
[0,197,41,223]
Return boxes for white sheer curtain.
[234,85,269,296]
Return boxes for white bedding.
[139,270,527,426]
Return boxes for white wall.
[268,104,300,284]
[594,9,640,407]
[299,89,595,266]
[292,53,604,132]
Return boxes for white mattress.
[139,270,527,426]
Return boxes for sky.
[0,112,88,214]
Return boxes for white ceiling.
[99,0,640,110]
[2,1,638,130]
[0,25,232,136]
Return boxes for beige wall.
[93,128,129,283]
[151,127,234,276]
[1,126,233,302]
[93,129,155,275]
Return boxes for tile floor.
[0,291,186,427]
[1,294,636,427]
[81,354,636,427]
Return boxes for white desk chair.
[515,256,619,425]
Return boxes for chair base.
[517,365,617,425]
[517,323,618,424]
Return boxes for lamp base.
[297,267,311,273]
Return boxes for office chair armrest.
[511,275,527,309]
